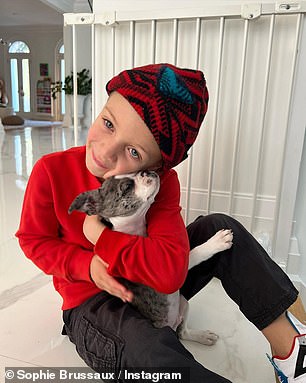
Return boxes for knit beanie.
[106,63,209,169]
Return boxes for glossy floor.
[0,125,275,383]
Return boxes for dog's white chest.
[110,215,147,237]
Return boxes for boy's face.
[86,92,163,179]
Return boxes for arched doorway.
[8,40,31,115]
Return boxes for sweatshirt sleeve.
[16,158,93,283]
[94,170,189,294]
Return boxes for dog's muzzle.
[140,170,158,178]
[133,170,160,201]
[138,170,158,186]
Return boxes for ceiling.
[0,0,92,27]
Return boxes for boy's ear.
[68,190,101,216]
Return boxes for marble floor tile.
[0,356,41,383]
[0,125,276,383]
[0,282,85,367]
[182,279,275,382]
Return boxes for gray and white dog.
[69,171,233,345]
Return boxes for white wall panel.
[65,1,306,273]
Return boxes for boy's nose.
[99,142,119,163]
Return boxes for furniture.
[36,78,51,114]
[0,106,15,119]
[2,115,24,126]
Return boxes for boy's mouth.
[92,149,108,170]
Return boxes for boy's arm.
[16,159,93,283]
[94,170,190,294]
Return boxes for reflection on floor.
[0,125,275,383]
[2,119,63,131]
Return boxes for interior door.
[10,54,31,115]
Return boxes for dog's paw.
[179,328,219,345]
[198,330,219,346]
[188,229,234,267]
[205,229,233,255]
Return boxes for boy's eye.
[129,148,140,159]
[104,119,113,130]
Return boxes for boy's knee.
[188,214,246,246]
[211,213,239,227]
[195,213,236,228]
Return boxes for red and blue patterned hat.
[106,63,209,169]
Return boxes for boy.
[16,63,306,382]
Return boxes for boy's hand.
[83,214,105,245]
[84,215,134,302]
[90,254,133,303]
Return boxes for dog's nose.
[140,171,148,177]
[140,170,157,178]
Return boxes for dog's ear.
[68,190,101,216]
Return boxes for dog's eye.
[119,179,134,195]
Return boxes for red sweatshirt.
[16,146,189,310]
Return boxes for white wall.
[0,22,92,122]
[92,4,298,223]
[294,132,306,294]
[91,0,306,301]
[94,0,280,12]
[62,23,92,127]
[63,24,91,74]
[0,25,63,119]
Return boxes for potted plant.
[51,68,92,125]
[51,68,92,99]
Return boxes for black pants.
[63,214,298,382]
